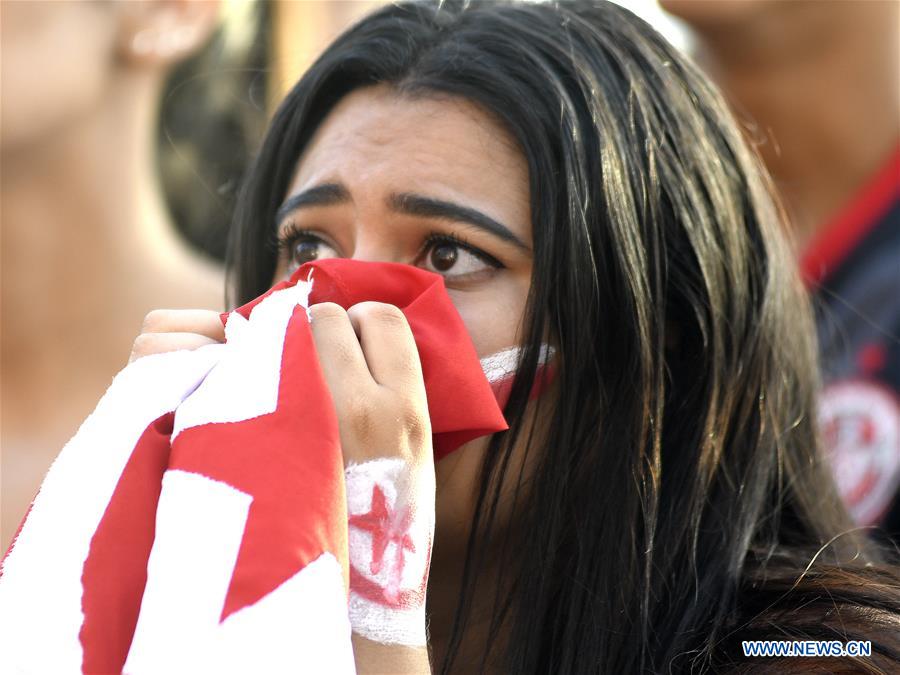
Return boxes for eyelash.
[275,222,505,270]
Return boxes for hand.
[128,309,225,364]
[308,301,434,668]
[307,301,432,468]
[130,304,432,470]
[128,302,434,669]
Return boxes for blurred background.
[2,0,898,551]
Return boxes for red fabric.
[800,145,900,286]
[80,413,174,674]
[170,306,348,621]
[225,259,510,460]
[1,259,511,672]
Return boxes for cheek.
[432,277,534,547]
[433,394,551,558]
[447,277,530,359]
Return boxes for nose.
[345,227,408,266]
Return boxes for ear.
[117,0,220,67]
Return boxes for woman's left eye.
[276,225,502,282]
[418,234,503,281]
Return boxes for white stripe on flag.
[171,280,313,442]
[0,346,224,674]
[125,470,353,674]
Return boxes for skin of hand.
[311,300,434,673]
[128,84,542,671]
[129,310,226,363]
[130,303,434,674]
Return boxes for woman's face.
[272,84,533,359]
[271,84,539,559]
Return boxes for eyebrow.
[275,182,531,254]
[275,183,350,222]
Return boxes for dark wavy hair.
[227,1,900,672]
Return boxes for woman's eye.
[278,226,501,281]
[420,236,501,281]
[280,230,340,274]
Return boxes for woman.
[130,1,900,672]
[1,0,224,550]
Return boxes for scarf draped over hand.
[0,259,513,674]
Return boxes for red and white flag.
[0,259,526,674]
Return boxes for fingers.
[140,309,225,342]
[308,302,372,402]
[129,332,220,363]
[129,309,226,364]
[308,301,432,467]
[345,302,425,397]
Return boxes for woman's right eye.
[278,226,341,274]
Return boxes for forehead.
[287,84,531,240]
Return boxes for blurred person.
[662,0,900,540]
[126,1,900,671]
[1,0,225,550]
[159,0,269,262]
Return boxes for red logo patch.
[820,380,900,525]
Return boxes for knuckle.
[140,309,169,333]
[352,301,407,328]
[346,395,377,441]
[309,302,347,324]
[374,303,407,327]
[339,391,431,461]
[399,405,430,449]
[130,333,157,359]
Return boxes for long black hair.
[227,1,900,672]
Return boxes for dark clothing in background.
[804,146,900,543]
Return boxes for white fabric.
[125,471,353,675]
[171,280,312,442]
[345,458,434,647]
[0,346,223,673]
